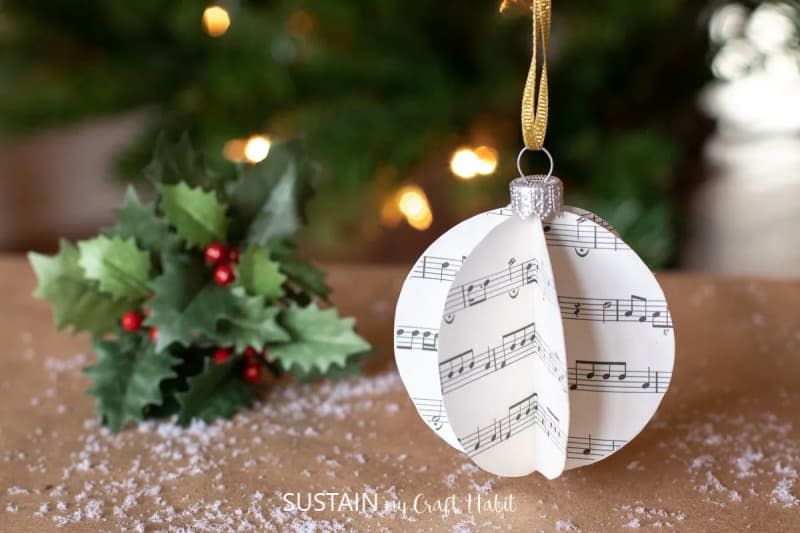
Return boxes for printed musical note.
[624,295,648,323]
[412,397,448,431]
[567,434,626,461]
[558,295,672,329]
[443,258,545,320]
[439,322,565,394]
[395,326,439,352]
[491,208,629,254]
[568,360,670,393]
[457,392,566,458]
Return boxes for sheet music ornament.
[393,0,675,479]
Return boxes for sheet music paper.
[438,215,569,478]
[394,206,675,475]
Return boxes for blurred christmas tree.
[0,0,715,266]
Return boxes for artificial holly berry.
[212,347,231,365]
[204,242,228,265]
[213,264,235,286]
[149,327,159,342]
[242,363,261,383]
[120,311,143,332]
[228,247,240,264]
[243,346,258,361]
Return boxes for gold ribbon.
[514,0,551,151]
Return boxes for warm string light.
[243,135,272,163]
[203,5,231,37]
[449,146,499,180]
[381,185,433,231]
[223,135,272,164]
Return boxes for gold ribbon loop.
[520,0,551,151]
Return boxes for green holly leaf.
[160,182,230,249]
[77,235,152,300]
[271,303,370,374]
[176,357,256,426]
[272,246,332,300]
[85,333,180,432]
[238,244,285,300]
[206,287,290,352]
[289,351,374,383]
[143,132,223,192]
[29,240,135,336]
[104,186,172,253]
[227,141,315,245]
[144,254,218,351]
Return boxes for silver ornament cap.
[509,174,564,220]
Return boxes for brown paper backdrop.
[1,257,799,532]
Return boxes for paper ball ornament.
[394,189,675,478]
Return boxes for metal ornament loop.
[516,146,554,179]
[510,147,563,221]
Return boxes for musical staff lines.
[457,392,565,458]
[439,321,565,394]
[443,258,541,322]
[567,434,626,461]
[412,397,446,431]
[395,326,438,352]
[489,209,630,255]
[561,295,673,329]
[568,361,671,393]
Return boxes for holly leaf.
[288,351,373,383]
[144,254,218,351]
[85,333,180,432]
[270,303,370,374]
[205,287,290,352]
[143,132,222,192]
[176,357,256,426]
[237,244,285,300]
[77,235,152,300]
[29,240,135,336]
[104,186,172,253]
[271,245,332,300]
[160,182,230,249]
[227,141,315,245]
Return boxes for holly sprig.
[29,135,371,431]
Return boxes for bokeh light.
[202,6,231,37]
[244,135,272,163]
[450,145,499,179]
[382,185,433,231]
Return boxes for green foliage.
[29,240,136,336]
[85,333,180,432]
[160,182,230,249]
[28,136,373,431]
[237,245,286,300]
[176,357,256,426]
[203,287,291,352]
[78,235,152,300]
[271,303,371,374]
[0,0,716,267]
[105,187,173,253]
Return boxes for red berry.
[212,347,231,364]
[228,248,240,263]
[243,346,258,360]
[213,264,235,286]
[242,363,261,383]
[149,327,159,342]
[204,243,228,265]
[120,311,143,332]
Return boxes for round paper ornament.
[394,179,675,478]
[394,0,674,478]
